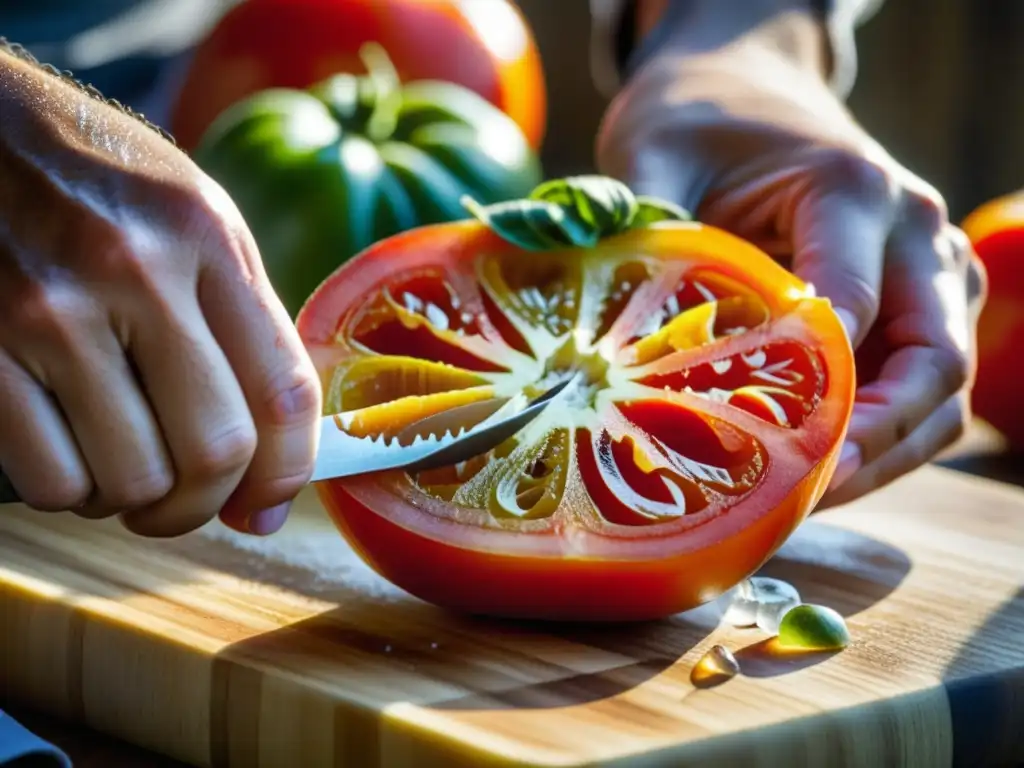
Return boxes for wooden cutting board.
[1,463,1022,768]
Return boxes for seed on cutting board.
[723,576,801,632]
[690,644,740,688]
[776,604,851,651]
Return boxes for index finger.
[790,188,893,348]
[197,204,323,535]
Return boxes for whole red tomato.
[169,0,547,152]
[961,190,1024,451]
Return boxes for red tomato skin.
[170,0,547,152]
[297,221,854,622]
[962,195,1024,451]
[315,451,839,622]
[967,229,1024,449]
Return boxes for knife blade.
[309,378,569,479]
[0,380,570,505]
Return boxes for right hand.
[0,50,322,537]
[595,14,984,509]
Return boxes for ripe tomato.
[191,45,542,317]
[297,177,855,622]
[170,0,547,153]
[961,190,1024,451]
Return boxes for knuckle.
[25,475,93,513]
[903,190,949,233]
[944,224,974,263]
[181,177,251,258]
[818,151,895,204]
[3,282,85,344]
[928,346,970,396]
[67,216,151,287]
[966,251,988,305]
[102,469,175,510]
[88,221,176,296]
[262,365,322,428]
[189,422,258,481]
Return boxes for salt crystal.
[723,576,801,635]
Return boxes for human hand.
[596,13,986,508]
[0,47,322,537]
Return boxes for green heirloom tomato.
[192,44,543,317]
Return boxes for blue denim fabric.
[0,710,71,767]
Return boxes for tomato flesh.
[297,221,855,621]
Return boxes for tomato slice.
[297,186,855,622]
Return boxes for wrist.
[632,0,832,84]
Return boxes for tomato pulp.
[297,178,856,621]
[961,190,1024,450]
[170,0,547,153]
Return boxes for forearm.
[633,0,832,79]
[590,0,884,98]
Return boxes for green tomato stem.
[462,175,693,251]
[359,41,403,143]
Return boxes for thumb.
[790,192,891,347]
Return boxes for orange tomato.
[169,0,547,152]
[961,190,1024,450]
[296,177,855,621]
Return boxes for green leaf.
[634,196,693,227]
[463,174,692,251]
[461,197,576,251]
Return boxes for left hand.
[596,23,987,509]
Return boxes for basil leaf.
[464,175,692,251]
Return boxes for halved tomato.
[297,177,855,622]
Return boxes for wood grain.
[1,463,1023,768]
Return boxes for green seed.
[777,604,851,650]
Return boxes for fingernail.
[834,308,859,345]
[246,502,290,536]
[828,442,862,492]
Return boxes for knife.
[0,380,570,505]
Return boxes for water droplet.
[690,644,740,688]
[430,642,439,650]
[383,644,393,653]
[723,577,801,634]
